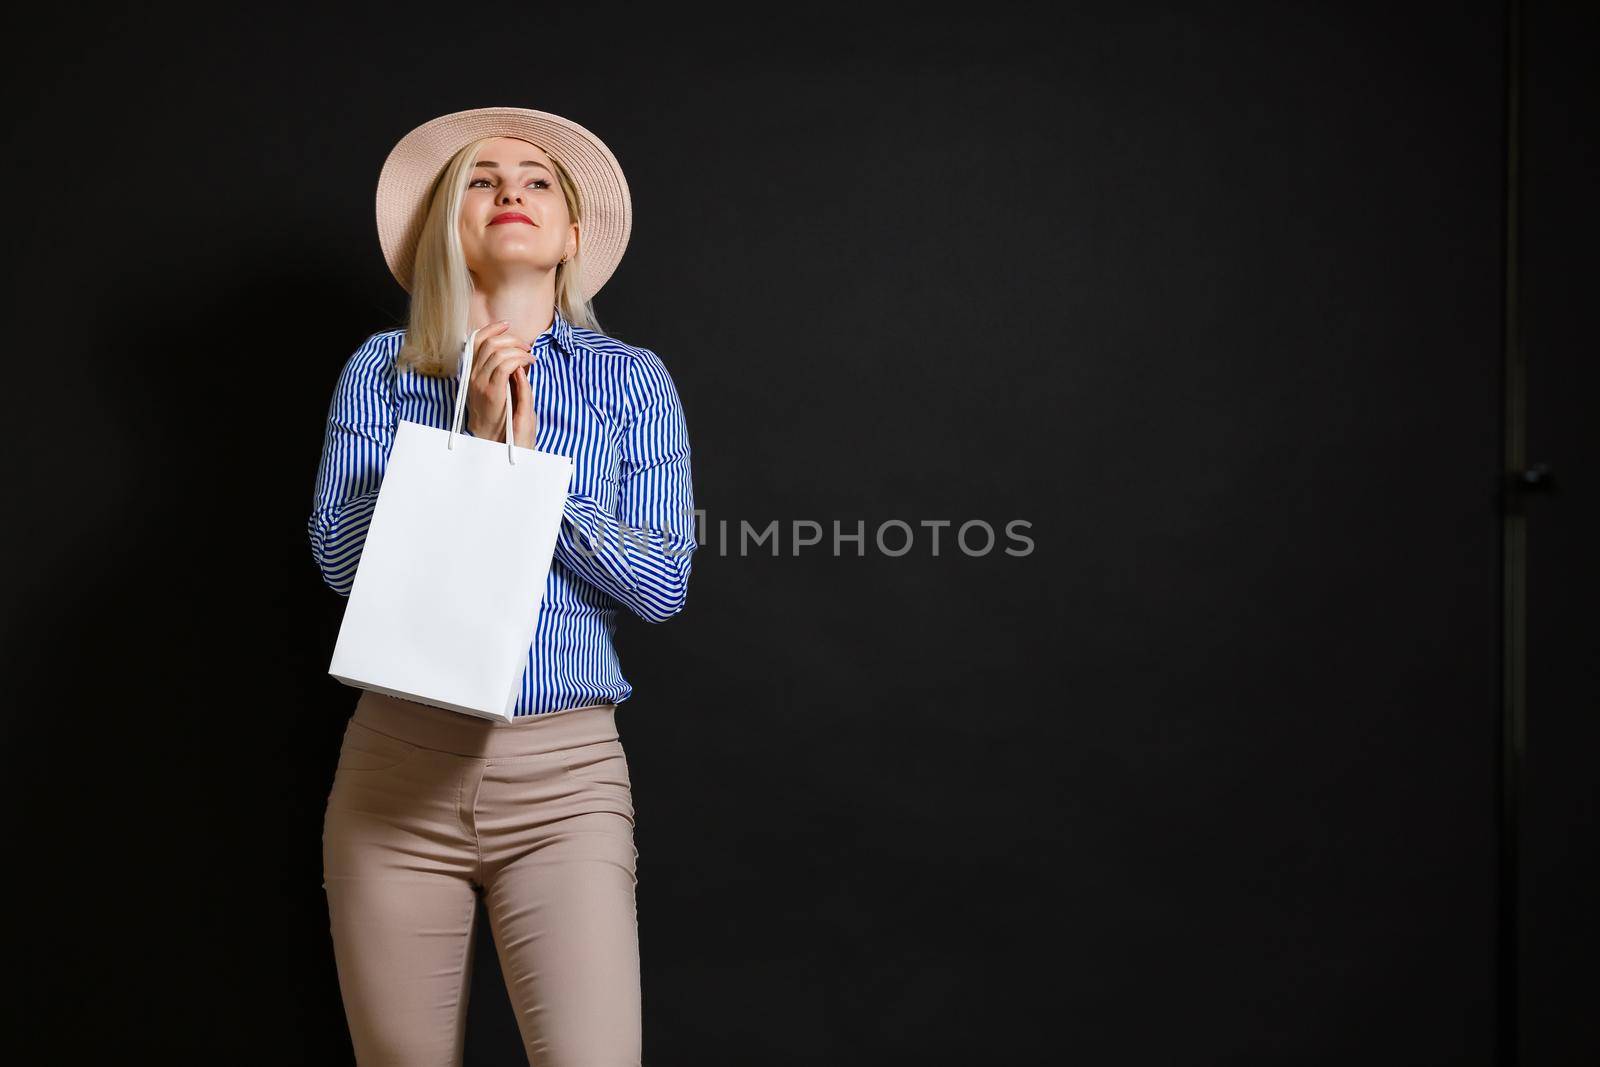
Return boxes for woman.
[308,107,697,1066]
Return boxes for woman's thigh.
[322,719,481,1065]
[477,737,641,1066]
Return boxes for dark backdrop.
[5,2,1594,1064]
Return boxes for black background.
[6,2,1595,1063]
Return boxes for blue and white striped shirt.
[308,306,697,716]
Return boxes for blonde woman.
[308,107,696,1065]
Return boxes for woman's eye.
[468,177,546,189]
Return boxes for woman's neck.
[468,279,556,345]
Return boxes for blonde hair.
[396,136,606,378]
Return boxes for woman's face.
[457,136,577,281]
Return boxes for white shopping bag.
[328,325,574,722]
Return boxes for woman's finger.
[485,350,533,394]
[470,320,511,362]
[472,327,521,385]
[512,366,536,447]
[475,345,530,395]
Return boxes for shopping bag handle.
[447,324,518,464]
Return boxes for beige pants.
[321,689,640,1066]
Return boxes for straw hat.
[375,106,633,299]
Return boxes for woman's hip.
[349,688,620,761]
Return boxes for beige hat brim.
[375,106,632,300]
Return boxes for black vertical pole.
[1496,0,1524,1064]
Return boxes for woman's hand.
[465,320,538,449]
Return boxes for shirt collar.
[533,306,576,361]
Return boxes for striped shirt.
[308,306,697,716]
